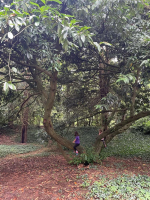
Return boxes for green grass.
[0,144,42,158]
[87,174,150,200]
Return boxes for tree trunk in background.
[21,89,29,143]
[99,63,109,130]
[66,84,70,126]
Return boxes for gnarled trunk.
[42,71,83,153]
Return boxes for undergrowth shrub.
[69,147,100,165]
[15,126,51,144]
[27,127,51,144]
[131,117,150,134]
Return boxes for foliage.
[87,174,150,200]
[0,144,41,157]
[69,147,100,165]
[0,88,19,126]
[131,117,150,133]
[27,127,51,143]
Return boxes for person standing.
[73,131,80,155]
[99,129,106,148]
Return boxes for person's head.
[74,131,79,136]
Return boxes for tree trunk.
[21,90,29,143]
[99,63,109,130]
[42,71,84,153]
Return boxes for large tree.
[0,0,150,157]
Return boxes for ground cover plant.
[87,174,150,200]
[99,130,150,161]
[0,144,42,158]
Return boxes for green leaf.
[81,34,85,43]
[1,33,7,43]
[146,83,150,89]
[35,21,40,26]
[29,2,40,7]
[8,32,14,39]
[63,40,68,51]
[0,11,5,15]
[41,0,46,4]
[27,52,32,59]
[4,6,9,11]
[47,0,62,4]
[80,26,91,31]
[70,19,78,26]
[140,60,149,66]
[63,31,68,39]
[57,24,62,37]
[31,9,41,13]
[12,67,17,73]
[40,5,50,12]
[78,38,82,47]
[15,23,20,32]
[93,42,101,52]
[116,77,129,84]
[8,83,16,90]
[15,18,23,25]
[100,41,112,46]
[8,20,14,28]
[3,82,9,92]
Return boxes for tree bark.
[21,90,29,143]
[99,62,109,130]
[42,71,84,153]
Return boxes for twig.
[14,24,32,38]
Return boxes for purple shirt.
[75,136,80,144]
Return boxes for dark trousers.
[74,143,80,151]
